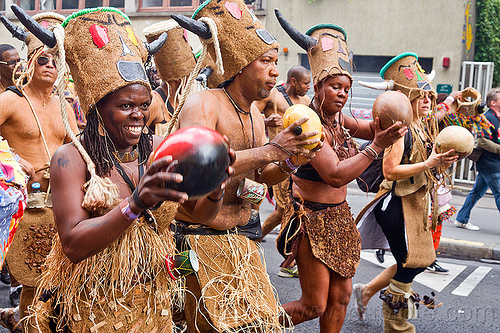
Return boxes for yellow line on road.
[441,237,484,247]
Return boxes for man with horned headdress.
[170,0,320,331]
[0,11,78,332]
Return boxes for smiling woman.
[13,5,234,332]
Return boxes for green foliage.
[475,0,500,86]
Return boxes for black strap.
[155,86,167,103]
[276,84,293,107]
[5,85,23,97]
[166,101,174,117]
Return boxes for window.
[139,0,199,11]
[16,0,124,14]
[0,0,5,12]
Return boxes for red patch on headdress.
[89,24,109,48]
[404,68,414,80]
[321,37,333,52]
[183,28,188,42]
[225,2,242,19]
[40,21,50,28]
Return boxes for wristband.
[445,95,455,104]
[207,189,225,202]
[120,199,140,222]
[132,188,148,211]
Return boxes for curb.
[438,240,497,260]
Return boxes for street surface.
[0,183,498,332]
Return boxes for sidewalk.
[345,182,500,261]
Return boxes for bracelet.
[264,141,294,156]
[275,161,296,175]
[120,199,140,222]
[360,150,373,159]
[285,157,300,170]
[132,188,148,212]
[207,189,225,202]
[364,145,379,159]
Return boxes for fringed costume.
[32,201,179,333]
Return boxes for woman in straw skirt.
[354,52,459,332]
[273,11,406,332]
[12,5,233,332]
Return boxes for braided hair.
[82,107,153,177]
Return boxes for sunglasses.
[37,56,55,67]
[0,58,22,67]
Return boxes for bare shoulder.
[51,143,86,174]
[0,91,26,124]
[179,89,221,128]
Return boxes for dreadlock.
[82,107,153,177]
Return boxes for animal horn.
[11,4,56,48]
[171,14,212,40]
[359,80,395,91]
[274,8,317,51]
[426,69,435,82]
[145,32,168,55]
[0,12,29,41]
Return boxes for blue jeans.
[456,171,500,224]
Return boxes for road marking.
[440,237,484,247]
[360,250,466,292]
[451,266,491,297]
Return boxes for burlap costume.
[32,201,179,333]
[190,0,279,85]
[169,1,286,331]
[11,5,177,332]
[4,12,65,287]
[143,20,196,83]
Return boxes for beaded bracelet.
[120,199,140,222]
[275,161,296,175]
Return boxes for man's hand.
[269,117,320,160]
[18,157,34,179]
[264,113,283,128]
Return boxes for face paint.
[339,57,353,75]
[337,39,346,55]
[119,35,134,56]
[40,21,50,28]
[89,24,109,48]
[225,1,242,19]
[321,37,333,52]
[125,27,138,46]
[416,70,423,81]
[417,62,425,73]
[183,28,188,42]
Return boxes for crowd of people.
[0,1,497,333]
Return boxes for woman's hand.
[372,118,408,150]
[269,116,321,160]
[425,146,459,169]
[131,156,188,213]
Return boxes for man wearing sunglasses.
[0,44,21,94]
[0,50,78,332]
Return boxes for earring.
[238,70,243,74]
[142,126,149,134]
[98,122,106,137]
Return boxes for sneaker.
[353,283,367,320]
[426,261,449,275]
[278,265,299,278]
[375,249,385,263]
[0,306,21,333]
[9,286,21,307]
[454,220,480,231]
[0,267,10,285]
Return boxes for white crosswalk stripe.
[359,250,491,295]
[451,266,492,297]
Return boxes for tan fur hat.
[379,52,436,102]
[143,20,196,83]
[27,12,66,57]
[173,0,279,85]
[61,8,150,114]
[305,24,353,85]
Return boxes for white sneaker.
[454,220,480,231]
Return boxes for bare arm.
[343,114,376,140]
